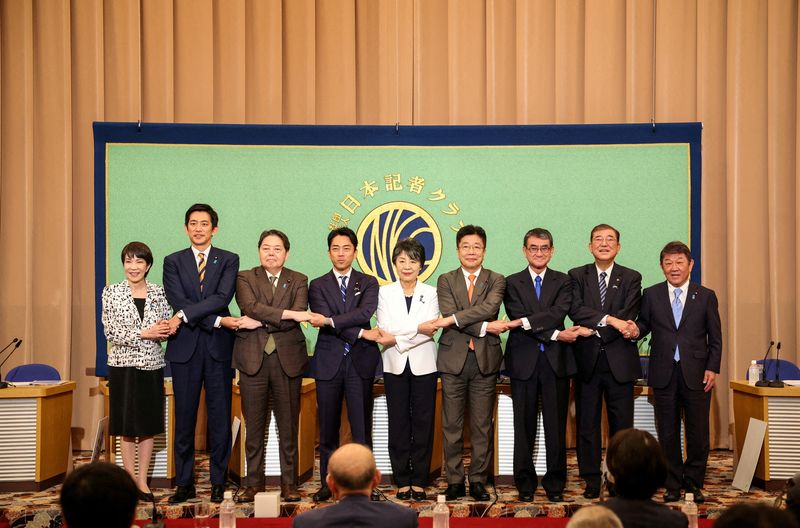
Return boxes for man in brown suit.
[433,225,506,501]
[232,229,314,502]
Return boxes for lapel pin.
[419,295,425,304]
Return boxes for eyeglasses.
[525,245,552,254]
[458,244,484,252]
[592,236,618,244]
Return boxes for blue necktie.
[340,276,350,355]
[598,271,607,308]
[535,275,545,352]
[672,288,683,362]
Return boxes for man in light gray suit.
[433,225,506,501]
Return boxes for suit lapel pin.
[419,294,425,304]
[213,256,219,265]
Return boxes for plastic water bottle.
[220,491,236,528]
[433,494,449,528]
[748,360,760,386]
[682,492,698,528]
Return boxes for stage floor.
[0,449,779,526]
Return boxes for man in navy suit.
[633,241,722,503]
[503,228,578,503]
[292,443,418,528]
[568,224,642,499]
[163,203,240,503]
[307,227,380,502]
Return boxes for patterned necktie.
[598,271,607,308]
[672,288,683,362]
[340,276,350,355]
[197,252,206,292]
[264,275,277,355]
[467,274,476,350]
[535,276,545,352]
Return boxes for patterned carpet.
[0,449,781,527]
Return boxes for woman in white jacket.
[363,238,439,501]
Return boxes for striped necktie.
[198,252,206,292]
[598,271,607,308]
[340,276,350,355]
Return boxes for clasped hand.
[608,316,639,339]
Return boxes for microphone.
[769,341,785,388]
[0,338,23,389]
[142,495,164,528]
[755,340,775,387]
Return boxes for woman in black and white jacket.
[101,241,172,502]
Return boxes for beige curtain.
[1,0,797,450]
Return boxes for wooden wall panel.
[174,0,214,122]
[584,0,626,122]
[103,0,139,121]
[486,0,516,124]
[316,0,357,124]
[553,0,584,124]
[414,0,448,124]
[515,0,555,123]
[245,0,282,123]
[625,0,654,122]
[282,0,316,124]
[213,0,246,123]
[141,0,174,121]
[446,0,486,124]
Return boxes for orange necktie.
[468,273,476,350]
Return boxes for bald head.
[327,443,378,495]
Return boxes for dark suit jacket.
[503,267,576,379]
[233,266,309,378]
[436,268,506,376]
[292,494,418,528]
[636,281,722,391]
[568,263,642,383]
[307,270,380,380]
[163,246,238,363]
[602,496,688,528]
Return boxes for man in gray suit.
[433,225,506,501]
[232,230,313,503]
[292,443,418,528]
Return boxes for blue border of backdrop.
[92,122,703,376]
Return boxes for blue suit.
[308,270,379,484]
[163,246,238,486]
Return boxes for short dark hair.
[456,225,487,247]
[60,462,138,528]
[258,229,290,251]
[606,428,667,500]
[590,223,620,242]
[120,241,153,277]
[392,238,426,265]
[184,203,219,228]
[523,228,553,247]
[715,502,799,528]
[659,240,692,263]
[327,227,358,249]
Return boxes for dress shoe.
[312,486,332,502]
[411,489,427,501]
[396,488,411,500]
[236,486,263,503]
[281,484,301,502]
[444,483,466,501]
[663,489,681,502]
[583,487,600,499]
[547,492,564,503]
[683,479,705,503]
[138,490,155,502]
[469,482,490,501]
[210,484,225,503]
[168,485,196,504]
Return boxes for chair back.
[5,363,61,382]
[756,359,800,381]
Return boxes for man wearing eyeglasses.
[502,228,580,503]
[568,224,642,499]
[432,225,506,502]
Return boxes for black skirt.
[108,366,165,437]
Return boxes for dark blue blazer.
[307,270,379,380]
[292,494,418,528]
[163,246,239,363]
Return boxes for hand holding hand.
[220,316,242,330]
[376,331,397,347]
[142,320,171,340]
[237,315,263,330]
[486,320,510,335]
[361,328,382,341]
[167,314,182,335]
[432,316,455,329]
[576,326,595,337]
[557,325,581,343]
[417,321,439,337]
[309,313,329,328]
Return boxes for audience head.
[60,462,138,528]
[326,443,380,498]
[566,505,623,528]
[785,472,800,526]
[606,428,667,500]
[715,502,799,528]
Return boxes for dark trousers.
[511,354,570,494]
[316,354,374,486]
[171,340,233,486]
[239,351,302,488]
[654,361,711,491]
[441,351,497,485]
[575,352,633,489]
[384,363,437,487]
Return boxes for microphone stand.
[755,340,775,388]
[0,338,22,389]
[769,342,785,388]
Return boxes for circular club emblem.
[356,201,442,285]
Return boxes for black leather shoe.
[663,489,681,502]
[547,492,564,502]
[445,483,466,501]
[518,490,534,502]
[138,490,155,502]
[210,484,225,503]
[312,486,332,502]
[683,480,705,503]
[168,485,196,504]
[411,489,427,501]
[469,482,490,501]
[396,488,411,500]
[583,487,600,499]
